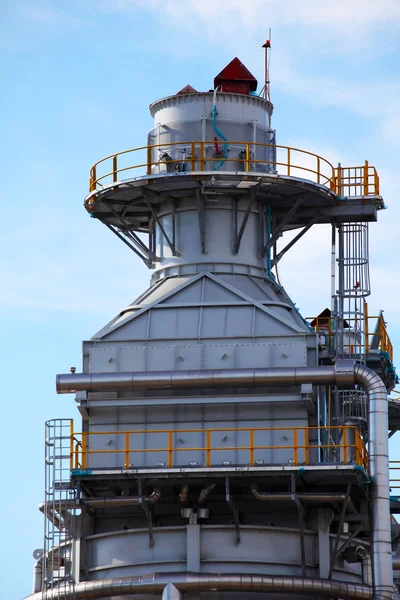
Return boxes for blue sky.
[1,1,400,597]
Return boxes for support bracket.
[328,482,352,579]
[104,223,154,268]
[291,473,307,576]
[272,211,324,266]
[138,480,155,548]
[261,194,306,257]
[142,190,176,256]
[233,183,261,254]
[196,186,207,254]
[225,476,240,545]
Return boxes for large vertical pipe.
[354,365,393,600]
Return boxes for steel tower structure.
[25,53,400,600]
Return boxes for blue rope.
[212,104,229,170]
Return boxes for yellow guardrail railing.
[87,141,379,201]
[70,425,368,472]
[307,306,393,362]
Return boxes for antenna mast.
[261,29,272,102]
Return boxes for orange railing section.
[87,141,379,199]
[70,425,368,472]
[307,306,393,362]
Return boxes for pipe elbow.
[145,487,161,504]
[198,483,215,504]
[179,485,189,504]
[250,482,267,501]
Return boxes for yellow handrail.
[306,313,393,362]
[70,425,368,472]
[87,141,379,201]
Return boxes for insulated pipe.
[250,485,358,514]
[83,489,161,508]
[23,572,373,600]
[354,365,393,600]
[55,361,392,598]
[179,485,189,504]
[251,485,346,503]
[32,558,43,594]
[198,483,216,504]
[56,363,355,393]
[343,546,372,587]
[39,489,161,516]
[358,547,373,588]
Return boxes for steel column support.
[138,480,155,548]
[143,193,176,256]
[292,473,307,577]
[261,194,306,257]
[272,212,323,266]
[329,483,352,579]
[226,476,240,545]
[233,183,261,254]
[104,223,153,267]
[196,187,206,253]
[316,508,334,579]
[186,525,200,572]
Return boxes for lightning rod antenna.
[261,29,272,102]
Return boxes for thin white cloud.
[107,0,400,148]
[111,0,400,36]
[15,1,93,27]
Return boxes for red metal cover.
[214,57,258,92]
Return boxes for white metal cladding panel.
[87,409,308,469]
[224,306,255,337]
[88,342,307,373]
[89,347,119,372]
[149,306,200,339]
[102,313,149,341]
[87,402,307,428]
[87,527,187,570]
[254,309,302,336]
[159,278,204,303]
[97,306,303,342]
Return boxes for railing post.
[75,443,79,469]
[343,427,348,464]
[317,156,320,184]
[337,164,342,197]
[364,301,369,354]
[206,430,211,467]
[125,432,130,470]
[355,430,361,467]
[330,170,336,192]
[90,166,97,192]
[82,432,87,470]
[147,145,152,176]
[191,142,196,171]
[304,428,309,465]
[293,428,298,466]
[69,420,74,472]
[168,431,173,469]
[113,155,118,183]
[245,143,250,173]
[363,160,369,196]
[249,429,254,466]
[287,147,291,176]
[379,317,385,353]
[200,142,205,172]
[375,169,380,195]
